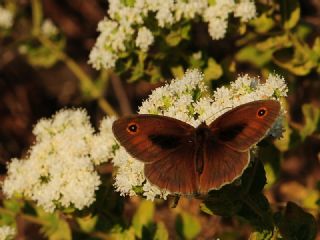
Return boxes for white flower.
[97,18,118,35]
[90,116,118,165]
[0,226,16,240]
[41,19,58,37]
[234,0,257,22]
[89,0,258,70]
[136,27,154,52]
[143,181,169,201]
[204,0,235,21]
[174,0,208,21]
[207,18,228,40]
[88,46,118,70]
[3,109,116,212]
[112,69,288,199]
[112,148,145,196]
[156,4,175,27]
[0,6,13,29]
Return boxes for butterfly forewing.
[112,115,195,163]
[209,100,280,151]
[112,115,199,193]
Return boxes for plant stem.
[36,36,118,117]
[30,2,118,117]
[110,72,132,115]
[31,0,42,36]
[0,207,46,225]
[98,98,118,117]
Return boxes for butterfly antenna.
[204,105,233,123]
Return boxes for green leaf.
[256,35,291,51]
[275,202,317,240]
[312,37,320,57]
[132,200,154,238]
[300,104,320,140]
[165,25,190,47]
[200,188,243,217]
[201,160,267,217]
[264,163,277,189]
[208,0,216,6]
[295,23,312,41]
[110,227,136,240]
[258,144,280,189]
[280,0,300,30]
[204,58,223,81]
[129,62,144,82]
[236,46,273,67]
[171,65,185,78]
[37,209,71,240]
[154,221,169,240]
[3,199,23,214]
[189,52,205,69]
[273,47,316,76]
[238,193,273,230]
[250,13,275,33]
[20,37,65,68]
[165,31,183,47]
[249,229,276,240]
[175,212,201,240]
[121,0,135,7]
[0,199,23,225]
[76,214,97,233]
[180,24,191,40]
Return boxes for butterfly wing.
[112,115,198,194]
[199,100,280,192]
[144,143,198,194]
[208,100,281,151]
[199,142,249,193]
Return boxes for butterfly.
[112,100,280,195]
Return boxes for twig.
[110,72,133,115]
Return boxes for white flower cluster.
[0,6,14,30]
[89,0,257,70]
[2,69,288,205]
[2,109,116,212]
[112,69,287,200]
[41,19,59,37]
[0,225,15,240]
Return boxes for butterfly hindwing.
[199,141,249,193]
[144,144,198,194]
[209,100,280,151]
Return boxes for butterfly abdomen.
[194,123,211,175]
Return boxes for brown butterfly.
[112,100,280,195]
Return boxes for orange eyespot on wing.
[126,122,139,134]
[256,107,268,118]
